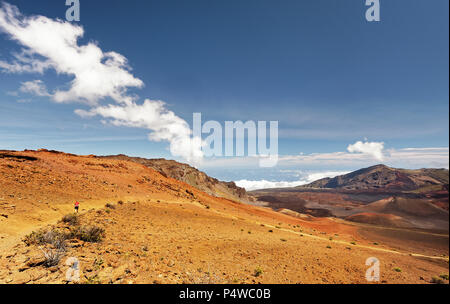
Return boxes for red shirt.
[74,202,80,207]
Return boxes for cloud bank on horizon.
[235,171,350,191]
[231,146,449,190]
[0,2,203,162]
[199,147,449,170]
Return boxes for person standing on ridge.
[74,201,80,213]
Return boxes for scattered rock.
[167,260,175,267]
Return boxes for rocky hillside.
[99,155,251,203]
[300,165,449,191]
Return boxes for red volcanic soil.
[426,190,449,211]
[366,197,448,218]
[0,150,448,284]
[346,213,413,229]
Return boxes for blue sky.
[0,0,448,186]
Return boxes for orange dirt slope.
[0,150,448,284]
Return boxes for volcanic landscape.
[0,150,448,284]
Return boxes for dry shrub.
[24,228,70,250]
[62,213,79,226]
[71,225,105,242]
[41,248,64,267]
[431,276,445,284]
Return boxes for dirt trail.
[0,198,119,252]
[210,206,449,261]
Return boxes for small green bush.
[83,274,102,284]
[23,230,46,246]
[254,267,263,277]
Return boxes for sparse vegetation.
[280,238,287,242]
[24,229,69,267]
[254,267,263,277]
[50,233,68,251]
[118,200,124,205]
[83,274,102,284]
[23,230,46,246]
[439,274,449,280]
[24,222,105,260]
[350,241,356,245]
[72,225,105,243]
[326,245,332,249]
[62,213,79,226]
[393,267,402,273]
[93,258,104,270]
[41,248,64,267]
[431,276,445,284]
[24,228,70,249]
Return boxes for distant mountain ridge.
[299,164,449,191]
[253,164,449,230]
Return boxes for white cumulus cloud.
[347,140,384,161]
[75,100,203,162]
[0,3,143,105]
[0,2,203,163]
[19,80,50,96]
